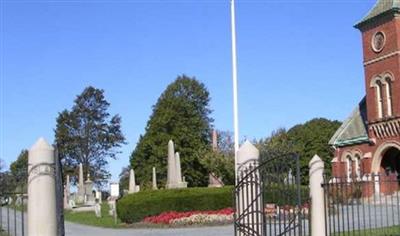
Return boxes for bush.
[117,186,233,223]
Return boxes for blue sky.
[1,0,376,182]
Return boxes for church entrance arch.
[371,141,400,174]
[380,147,400,175]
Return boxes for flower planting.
[142,208,234,225]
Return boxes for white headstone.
[64,175,71,209]
[110,183,119,198]
[175,152,182,183]
[166,140,176,188]
[166,140,187,189]
[152,167,158,190]
[128,169,137,194]
[28,137,57,236]
[94,202,102,218]
[78,163,84,195]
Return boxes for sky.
[1,0,376,182]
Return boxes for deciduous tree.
[55,86,126,186]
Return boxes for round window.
[371,31,386,53]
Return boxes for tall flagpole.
[230,0,239,183]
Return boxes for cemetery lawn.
[334,226,400,236]
[64,203,123,228]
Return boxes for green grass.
[333,226,400,236]
[64,203,123,228]
[0,228,7,236]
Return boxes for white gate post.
[28,138,57,236]
[236,141,263,235]
[309,154,326,236]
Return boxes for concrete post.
[236,141,263,235]
[128,169,136,194]
[28,138,57,236]
[309,154,326,236]
[152,167,158,190]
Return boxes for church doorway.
[380,147,400,175]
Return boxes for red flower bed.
[142,208,234,224]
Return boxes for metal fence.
[323,173,400,236]
[234,153,311,236]
[0,192,27,236]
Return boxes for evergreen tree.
[55,86,126,186]
[130,75,213,187]
[258,118,341,184]
[10,150,28,190]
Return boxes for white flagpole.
[230,0,239,183]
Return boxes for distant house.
[329,0,400,196]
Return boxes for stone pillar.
[212,130,218,151]
[236,141,263,235]
[64,175,70,209]
[78,163,84,196]
[309,154,326,236]
[166,140,176,189]
[128,169,136,194]
[28,138,57,236]
[175,152,182,183]
[152,167,158,190]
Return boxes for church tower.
[355,0,400,126]
[329,0,400,196]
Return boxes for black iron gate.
[323,172,400,236]
[0,192,27,236]
[234,153,310,236]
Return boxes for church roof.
[355,0,400,28]
[329,98,370,147]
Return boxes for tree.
[10,150,28,191]
[258,118,341,184]
[55,86,126,186]
[130,75,213,187]
[199,130,235,185]
[0,159,16,194]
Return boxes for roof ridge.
[355,0,400,28]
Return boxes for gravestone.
[166,140,187,189]
[77,163,85,204]
[152,167,158,190]
[64,175,71,209]
[208,173,224,188]
[208,130,224,187]
[84,174,95,205]
[128,169,140,193]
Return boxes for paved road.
[66,223,233,236]
[1,207,232,236]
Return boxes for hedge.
[116,186,234,223]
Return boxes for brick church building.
[329,0,400,195]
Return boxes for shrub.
[117,186,233,223]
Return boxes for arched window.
[383,76,393,117]
[346,155,353,182]
[354,154,361,179]
[375,80,384,119]
[371,77,384,119]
